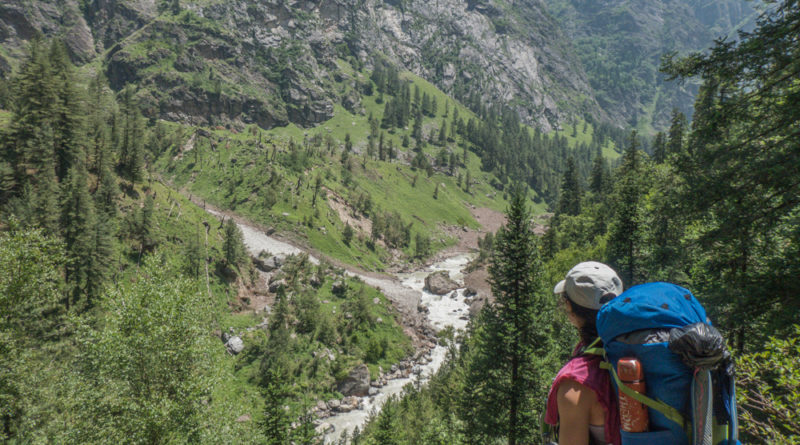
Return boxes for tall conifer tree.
[556,156,582,216]
[463,185,555,444]
[607,130,645,286]
[60,164,96,309]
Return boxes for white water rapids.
[208,209,474,443]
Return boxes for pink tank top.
[545,344,621,445]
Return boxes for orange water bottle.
[618,358,649,432]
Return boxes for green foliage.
[660,0,800,344]
[737,326,800,444]
[71,255,218,443]
[223,217,247,269]
[0,225,66,441]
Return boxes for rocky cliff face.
[330,0,605,130]
[0,0,602,130]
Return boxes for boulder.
[235,414,251,422]
[336,364,370,397]
[225,336,244,354]
[464,287,478,297]
[368,387,378,396]
[424,271,459,295]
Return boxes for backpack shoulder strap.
[582,337,605,357]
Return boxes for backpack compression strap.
[599,361,689,434]
[583,338,689,435]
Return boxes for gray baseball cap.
[553,261,623,310]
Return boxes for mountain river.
[208,210,474,444]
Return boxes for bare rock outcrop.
[336,364,371,397]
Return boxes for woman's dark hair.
[564,295,600,347]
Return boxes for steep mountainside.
[544,0,759,130]
[0,0,601,131]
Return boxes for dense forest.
[0,0,798,444]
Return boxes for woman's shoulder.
[557,378,599,408]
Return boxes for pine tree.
[422,93,431,117]
[666,109,687,157]
[118,85,145,183]
[589,156,609,196]
[49,40,87,181]
[438,119,447,146]
[222,218,246,269]
[607,130,645,286]
[8,38,58,198]
[413,109,423,140]
[60,164,96,309]
[463,185,555,444]
[86,216,114,305]
[344,133,352,152]
[652,131,667,164]
[373,398,401,445]
[661,1,800,342]
[381,100,395,129]
[135,194,156,256]
[260,366,291,445]
[556,156,581,216]
[342,223,354,246]
[33,142,60,232]
[95,165,118,218]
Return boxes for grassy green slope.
[156,60,617,270]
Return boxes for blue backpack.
[592,282,740,445]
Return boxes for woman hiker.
[544,261,623,445]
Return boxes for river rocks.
[255,254,286,272]
[424,271,459,295]
[336,364,371,397]
[469,295,490,317]
[225,336,244,354]
[315,422,334,435]
[464,287,478,297]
